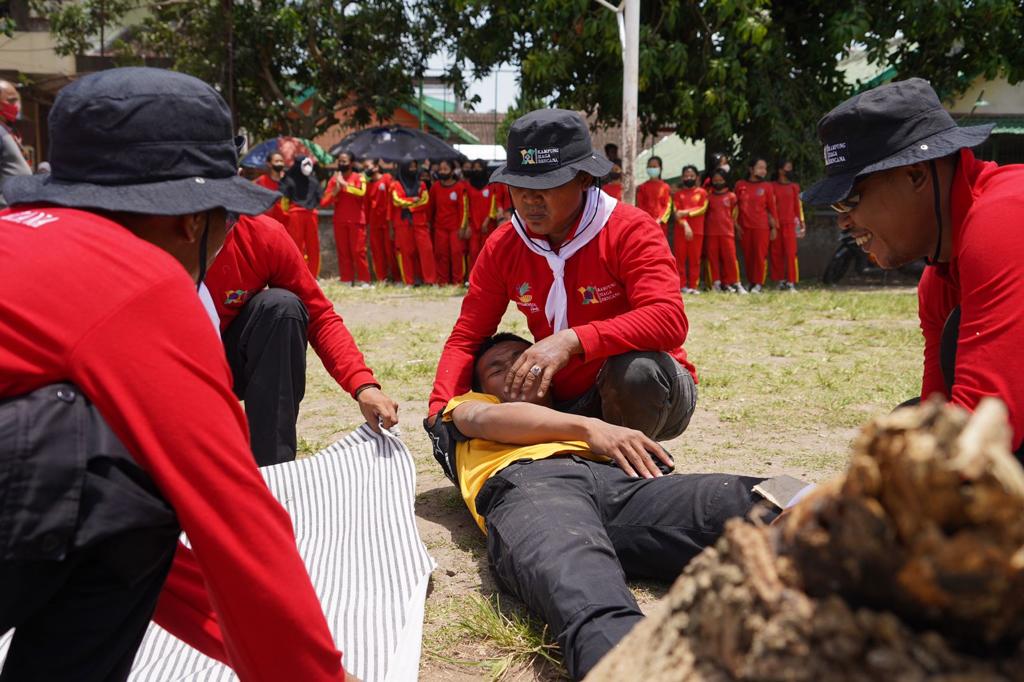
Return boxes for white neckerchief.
[511,186,617,332]
[197,282,221,337]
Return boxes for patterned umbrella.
[240,136,334,169]
[330,126,466,163]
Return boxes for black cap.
[490,109,613,189]
[3,67,278,216]
[802,78,994,206]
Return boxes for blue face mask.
[646,167,661,178]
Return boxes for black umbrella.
[330,126,467,163]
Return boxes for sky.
[425,53,520,113]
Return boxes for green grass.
[426,595,563,681]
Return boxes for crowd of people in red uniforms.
[609,152,806,294]
[259,152,513,288]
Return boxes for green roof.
[953,116,1024,135]
[404,97,480,144]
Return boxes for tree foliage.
[429,0,1024,178]
[36,0,442,140]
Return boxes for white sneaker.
[711,281,724,292]
[785,282,798,292]
[750,284,763,294]
[730,283,748,295]
[690,287,701,295]
[357,282,374,290]
[777,281,789,291]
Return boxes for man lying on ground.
[427,109,696,481]
[802,78,1024,459]
[205,213,398,466]
[442,332,796,681]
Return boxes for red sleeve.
[917,266,954,401]
[948,196,1024,450]
[428,234,511,416]
[71,274,345,681]
[321,176,338,208]
[767,183,779,223]
[262,221,377,395]
[572,210,687,361]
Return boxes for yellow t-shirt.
[443,392,608,533]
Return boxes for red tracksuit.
[916,148,1024,452]
[467,184,498,271]
[705,190,740,286]
[253,173,289,226]
[735,179,777,286]
[366,172,396,282]
[492,182,512,216]
[206,214,378,396]
[771,180,803,283]
[428,201,697,416]
[635,178,672,235]
[322,171,370,284]
[602,182,622,200]
[391,179,436,285]
[284,205,321,278]
[430,179,470,285]
[672,186,709,289]
[0,206,346,680]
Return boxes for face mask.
[338,164,351,173]
[712,182,727,190]
[300,159,314,176]
[437,171,452,181]
[682,178,696,188]
[753,172,766,181]
[646,167,661,178]
[609,172,622,181]
[271,164,285,173]
[0,101,19,124]
[720,164,731,174]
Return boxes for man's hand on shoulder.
[582,418,673,479]
[355,385,399,433]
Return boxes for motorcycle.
[822,231,925,285]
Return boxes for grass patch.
[427,594,562,681]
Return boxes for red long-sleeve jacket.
[735,179,778,231]
[253,173,289,226]
[0,205,346,680]
[321,171,367,223]
[430,179,470,232]
[366,172,393,228]
[429,201,695,416]
[672,186,709,234]
[635,178,672,225]
[391,180,430,226]
[915,148,1024,451]
[205,215,377,396]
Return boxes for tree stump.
[586,399,1024,681]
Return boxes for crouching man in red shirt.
[205,213,398,467]
[0,68,354,681]
[426,109,698,480]
[803,77,1024,459]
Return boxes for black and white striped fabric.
[0,426,435,682]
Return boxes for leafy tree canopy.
[428,0,1024,177]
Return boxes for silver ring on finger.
[529,365,543,377]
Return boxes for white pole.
[621,0,640,205]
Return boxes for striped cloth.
[1,426,435,682]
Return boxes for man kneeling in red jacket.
[205,214,398,466]
[427,109,697,480]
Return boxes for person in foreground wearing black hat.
[803,77,1024,458]
[0,68,352,681]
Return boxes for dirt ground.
[299,282,922,681]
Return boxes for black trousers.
[476,456,764,680]
[224,288,309,467]
[559,351,697,442]
[0,384,180,681]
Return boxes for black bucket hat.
[490,109,613,189]
[802,77,994,206]
[3,67,278,216]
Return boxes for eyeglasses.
[830,192,861,214]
